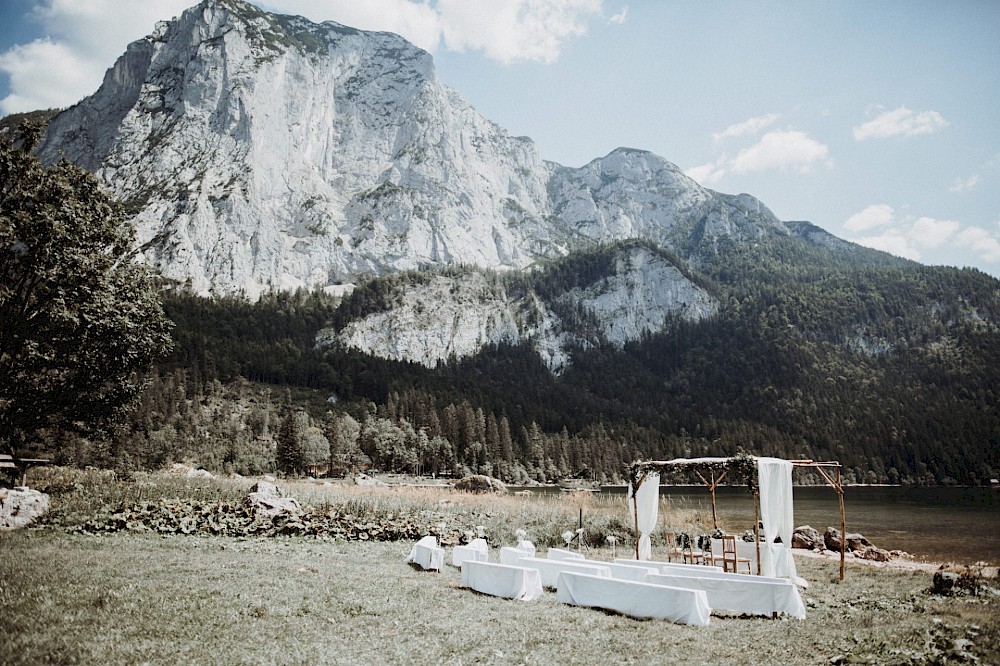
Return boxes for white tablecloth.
[452,539,489,568]
[574,558,658,582]
[557,572,711,626]
[405,536,445,572]
[615,558,723,574]
[516,556,612,588]
[461,561,544,601]
[546,548,585,561]
[645,572,806,618]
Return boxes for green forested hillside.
[53,238,1000,486]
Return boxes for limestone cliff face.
[38,0,788,300]
[318,245,720,371]
[39,0,555,297]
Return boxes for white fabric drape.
[757,457,802,584]
[628,472,660,560]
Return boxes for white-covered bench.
[452,538,489,567]
[614,558,723,574]
[405,535,445,572]
[557,572,712,626]
[645,572,806,618]
[515,556,612,588]
[461,561,543,601]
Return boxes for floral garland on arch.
[626,451,759,494]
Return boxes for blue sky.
[2,0,998,277]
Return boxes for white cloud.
[1,0,603,114]
[729,130,829,175]
[0,39,100,113]
[608,5,628,24]
[844,204,895,233]
[953,225,1000,263]
[437,0,602,64]
[948,174,981,194]
[684,160,726,186]
[1,0,192,114]
[712,113,779,143]
[853,229,921,261]
[846,207,999,270]
[687,127,828,185]
[910,216,959,249]
[852,106,949,141]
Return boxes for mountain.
[37,0,792,301]
[316,242,720,372]
[15,0,1000,484]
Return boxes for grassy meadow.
[2,469,998,665]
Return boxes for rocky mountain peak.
[36,0,801,299]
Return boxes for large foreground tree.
[0,123,172,456]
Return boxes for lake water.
[520,485,1000,565]
[654,485,999,565]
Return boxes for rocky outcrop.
[244,480,300,518]
[318,244,719,371]
[453,475,507,494]
[792,525,824,550]
[824,526,844,552]
[0,487,50,530]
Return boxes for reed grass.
[31,468,714,549]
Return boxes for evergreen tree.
[276,409,303,475]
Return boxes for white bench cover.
[461,561,543,601]
[546,547,585,561]
[452,538,489,567]
[557,572,711,626]
[516,556,612,588]
[614,558,723,574]
[405,536,445,572]
[645,572,806,618]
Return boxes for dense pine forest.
[48,236,1000,487]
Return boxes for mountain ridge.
[35,0,805,303]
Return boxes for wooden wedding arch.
[627,455,849,580]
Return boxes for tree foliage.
[0,124,172,455]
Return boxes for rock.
[932,570,962,595]
[453,475,508,494]
[0,487,50,531]
[824,527,843,551]
[249,481,282,497]
[186,467,213,479]
[792,525,824,550]
[355,474,388,488]
[245,482,300,518]
[932,565,986,596]
[845,533,873,551]
[859,546,891,562]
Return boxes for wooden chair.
[715,535,752,573]
[665,531,703,564]
[664,531,683,562]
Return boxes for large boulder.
[453,475,508,494]
[0,487,50,530]
[355,474,388,488]
[845,533,873,551]
[245,481,300,518]
[824,527,843,551]
[859,546,891,562]
[792,525,825,550]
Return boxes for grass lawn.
[2,528,997,665]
